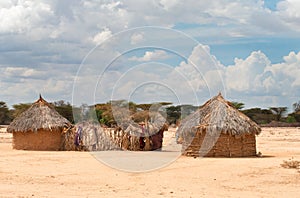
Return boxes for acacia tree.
[242,108,274,124]
[293,101,300,113]
[269,107,288,121]
[287,101,300,122]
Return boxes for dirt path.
[1,127,300,197]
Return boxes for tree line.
[0,100,74,125]
[1,100,300,126]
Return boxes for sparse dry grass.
[281,159,300,169]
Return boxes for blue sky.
[208,37,300,65]
[0,0,300,112]
[264,0,282,10]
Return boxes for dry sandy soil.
[1,127,300,198]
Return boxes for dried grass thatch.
[61,110,168,151]
[76,122,120,151]
[61,122,121,151]
[178,93,261,138]
[7,95,70,133]
[177,93,261,157]
[125,111,167,135]
[121,111,168,151]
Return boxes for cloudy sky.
[1,0,300,111]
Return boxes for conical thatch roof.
[7,95,70,133]
[178,93,261,137]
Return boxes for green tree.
[166,106,181,124]
[230,101,245,110]
[136,104,153,111]
[94,103,115,126]
[0,101,11,124]
[286,115,296,123]
[136,102,172,111]
[11,103,31,118]
[242,108,274,124]
[53,100,74,123]
[288,113,300,122]
[166,104,198,124]
[293,101,300,113]
[269,107,288,121]
[73,104,99,123]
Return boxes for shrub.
[281,159,300,169]
[286,116,296,123]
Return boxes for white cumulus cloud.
[225,51,271,92]
[92,27,113,45]
[4,67,42,78]
[129,50,170,62]
[0,0,53,34]
[130,32,144,45]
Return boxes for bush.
[281,159,300,169]
[286,116,296,123]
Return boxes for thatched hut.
[61,117,168,152]
[61,122,120,151]
[61,109,169,152]
[177,93,261,157]
[7,95,70,150]
[118,110,168,151]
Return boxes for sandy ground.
[1,127,300,198]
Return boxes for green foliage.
[129,102,137,111]
[158,102,173,106]
[73,104,99,123]
[11,103,31,118]
[166,106,181,124]
[288,100,300,122]
[136,102,172,111]
[293,101,300,113]
[109,100,136,111]
[4,98,300,127]
[53,100,74,123]
[286,116,296,123]
[269,107,288,121]
[136,104,152,111]
[242,108,274,124]
[230,101,245,110]
[166,104,198,124]
[94,103,115,127]
[288,112,300,122]
[0,101,11,124]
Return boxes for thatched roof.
[124,111,167,136]
[178,93,261,137]
[7,95,70,133]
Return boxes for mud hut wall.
[182,131,256,157]
[13,129,62,151]
[240,133,256,156]
[182,131,205,156]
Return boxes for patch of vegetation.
[281,159,300,169]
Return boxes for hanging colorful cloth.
[74,126,83,146]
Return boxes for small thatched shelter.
[61,122,121,151]
[117,110,168,151]
[61,109,169,152]
[177,93,261,157]
[7,95,70,150]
